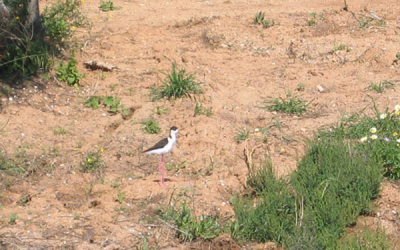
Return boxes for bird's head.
[170,126,179,136]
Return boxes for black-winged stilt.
[144,126,179,187]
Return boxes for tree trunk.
[27,0,44,42]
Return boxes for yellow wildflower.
[100,148,105,153]
[87,158,93,163]
[370,135,378,140]
[370,127,377,133]
[380,113,387,120]
[109,13,113,18]
[393,132,398,136]
[15,16,20,20]
[395,110,400,116]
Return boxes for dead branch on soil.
[0,117,9,131]
[84,60,118,71]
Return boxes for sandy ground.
[0,0,399,249]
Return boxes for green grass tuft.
[235,128,250,143]
[142,116,161,134]
[264,93,308,114]
[368,80,395,93]
[151,62,202,101]
[158,205,221,242]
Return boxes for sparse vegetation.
[56,53,84,86]
[116,191,126,204]
[142,116,161,134]
[194,102,213,117]
[99,0,122,12]
[153,106,169,115]
[368,80,395,93]
[332,44,347,52]
[264,93,308,114]
[253,11,275,28]
[0,146,48,176]
[166,161,187,173]
[337,227,391,249]
[85,96,130,115]
[307,12,318,26]
[158,205,221,242]
[53,127,67,135]
[296,83,305,91]
[80,151,105,173]
[235,128,250,143]
[151,62,202,101]
[9,213,18,225]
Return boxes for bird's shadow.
[153,178,172,183]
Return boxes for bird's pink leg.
[158,155,166,187]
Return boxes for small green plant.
[111,181,120,188]
[253,11,275,28]
[53,127,67,135]
[103,96,120,113]
[368,80,395,93]
[159,205,220,242]
[80,151,104,173]
[73,213,81,220]
[99,0,122,12]
[194,102,213,117]
[142,116,161,134]
[296,83,305,91]
[307,12,318,26]
[56,53,83,86]
[396,52,400,60]
[167,161,187,173]
[264,93,308,114]
[85,96,101,109]
[84,96,129,114]
[254,11,265,24]
[153,107,169,115]
[9,213,18,225]
[333,44,347,52]
[151,62,202,101]
[376,20,386,26]
[116,191,126,204]
[235,128,250,143]
[42,0,86,47]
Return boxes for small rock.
[317,85,325,92]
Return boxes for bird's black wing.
[144,138,168,152]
